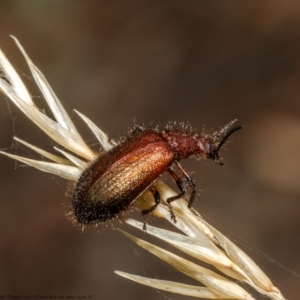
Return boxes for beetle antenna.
[214,119,237,140]
[211,120,243,165]
[215,125,243,153]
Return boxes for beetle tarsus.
[167,204,177,223]
[142,216,147,232]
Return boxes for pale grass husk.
[0,37,285,300]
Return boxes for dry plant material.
[0,37,285,300]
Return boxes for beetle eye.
[205,142,211,153]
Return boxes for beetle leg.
[166,168,189,223]
[174,161,196,208]
[141,186,161,231]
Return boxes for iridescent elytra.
[72,120,242,229]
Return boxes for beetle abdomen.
[72,130,174,225]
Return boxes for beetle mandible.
[72,119,242,229]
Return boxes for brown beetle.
[72,120,242,228]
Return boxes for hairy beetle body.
[72,121,242,227]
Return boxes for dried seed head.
[0,37,285,300]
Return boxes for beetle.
[72,120,242,229]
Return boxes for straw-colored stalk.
[0,37,285,300]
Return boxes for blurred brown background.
[0,1,299,299]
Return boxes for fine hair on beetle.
[70,119,243,231]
